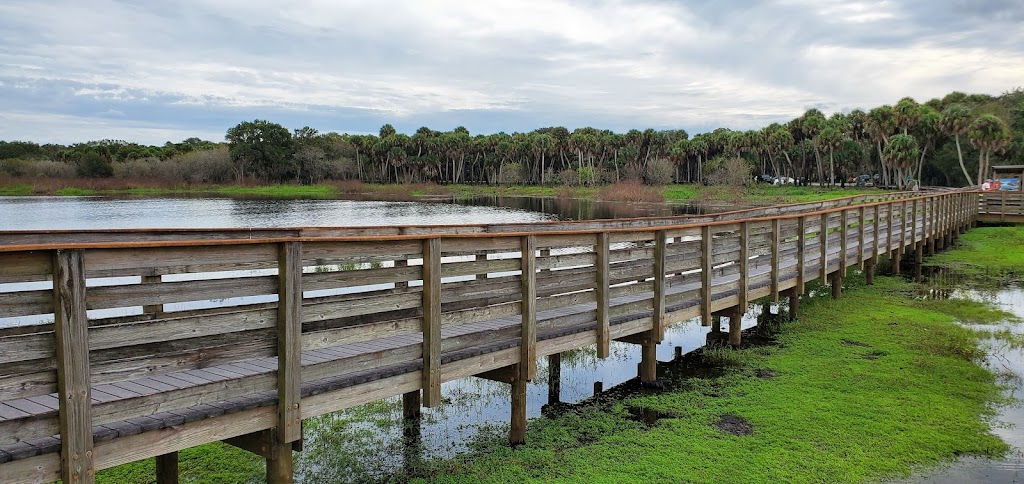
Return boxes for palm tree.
[883,134,920,189]
[940,104,974,185]
[911,106,941,182]
[866,105,897,185]
[893,97,920,135]
[818,123,844,186]
[968,114,1011,185]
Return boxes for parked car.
[772,176,795,185]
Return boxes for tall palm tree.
[883,134,920,189]
[940,104,973,185]
[968,114,1011,185]
[866,105,897,185]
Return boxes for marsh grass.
[414,274,1011,483]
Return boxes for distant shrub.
[644,158,674,185]
[577,166,597,186]
[498,162,523,185]
[76,152,113,178]
[558,168,579,186]
[25,160,75,178]
[622,163,644,182]
[176,147,234,183]
[706,157,753,186]
[0,158,29,176]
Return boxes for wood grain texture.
[52,250,95,483]
[421,238,441,407]
[276,242,302,443]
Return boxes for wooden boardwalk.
[0,191,983,483]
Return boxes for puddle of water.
[291,303,783,482]
[899,268,1024,484]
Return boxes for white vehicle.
[772,177,795,185]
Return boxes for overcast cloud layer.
[1,0,1022,144]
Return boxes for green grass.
[1,180,880,206]
[96,442,260,484]
[53,187,98,196]
[929,226,1024,278]
[0,184,32,196]
[412,275,1011,483]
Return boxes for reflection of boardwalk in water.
[0,191,982,483]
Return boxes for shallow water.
[902,276,1024,483]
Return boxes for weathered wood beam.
[520,235,537,381]
[277,242,302,444]
[653,230,666,341]
[421,238,442,407]
[52,249,95,484]
[596,232,610,358]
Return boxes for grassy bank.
[0,177,882,206]
[928,225,1024,279]
[411,273,1013,483]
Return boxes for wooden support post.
[640,332,657,383]
[402,391,421,420]
[873,203,881,259]
[395,258,409,288]
[156,453,178,484]
[797,216,806,294]
[1001,191,1007,222]
[900,200,909,258]
[421,238,442,407]
[738,222,750,311]
[857,206,866,271]
[547,353,561,405]
[839,209,848,277]
[928,197,937,255]
[830,271,842,299]
[510,363,527,446]
[653,230,667,341]
[596,232,610,357]
[910,199,918,254]
[277,242,302,445]
[266,440,294,484]
[701,225,713,326]
[142,274,162,313]
[520,235,537,381]
[787,289,799,321]
[728,306,742,347]
[52,249,95,484]
[819,212,829,282]
[770,218,780,302]
[915,242,924,280]
[865,256,876,285]
[887,201,895,255]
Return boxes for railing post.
[738,222,749,312]
[911,198,919,251]
[701,225,713,326]
[520,235,537,381]
[770,219,780,302]
[653,230,667,341]
[819,212,828,283]
[857,206,865,271]
[596,232,610,358]
[886,201,894,255]
[277,242,302,444]
[421,238,442,407]
[839,209,848,277]
[797,216,806,294]
[52,249,95,484]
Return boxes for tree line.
[2,89,1021,188]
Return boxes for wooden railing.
[977,191,1024,222]
[0,191,977,484]
[0,192,916,246]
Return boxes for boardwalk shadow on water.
[290,305,784,483]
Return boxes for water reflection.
[292,304,782,482]
[901,267,1024,484]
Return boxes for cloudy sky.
[1,0,1022,145]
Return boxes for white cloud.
[0,0,1021,143]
